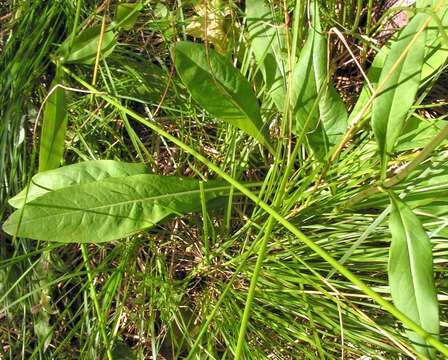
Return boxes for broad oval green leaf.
[63,25,117,65]
[3,174,227,243]
[174,41,274,153]
[246,0,287,111]
[388,192,439,358]
[9,160,150,209]
[39,72,67,172]
[291,2,347,159]
[372,13,427,167]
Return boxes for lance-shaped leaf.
[62,25,117,65]
[3,175,228,243]
[246,0,286,111]
[350,3,447,126]
[388,192,439,358]
[291,2,347,159]
[9,160,150,208]
[174,41,274,153]
[38,72,67,172]
[372,13,427,168]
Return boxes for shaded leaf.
[291,2,347,159]
[9,160,150,208]
[246,0,286,111]
[388,192,439,358]
[3,174,227,243]
[39,72,67,172]
[371,13,427,166]
[174,41,274,153]
[63,25,117,65]
[115,2,143,30]
[111,342,137,360]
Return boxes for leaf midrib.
[19,183,229,222]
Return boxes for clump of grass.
[1,0,447,359]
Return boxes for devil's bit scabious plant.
[1,0,448,358]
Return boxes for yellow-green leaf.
[388,192,439,358]
[3,174,227,243]
[9,160,150,208]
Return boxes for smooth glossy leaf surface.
[115,3,143,30]
[174,41,274,153]
[372,14,427,166]
[63,25,117,65]
[3,175,227,243]
[291,3,347,159]
[388,193,439,358]
[38,73,67,172]
[9,160,149,208]
[246,0,286,111]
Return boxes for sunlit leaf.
[174,41,274,153]
[372,13,428,168]
[3,174,227,243]
[9,160,150,209]
[388,192,439,358]
[186,0,233,54]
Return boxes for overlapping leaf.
[3,174,227,243]
[174,41,274,153]
[246,0,286,111]
[351,2,447,127]
[388,193,439,358]
[291,2,347,159]
[371,13,427,167]
[9,160,150,208]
